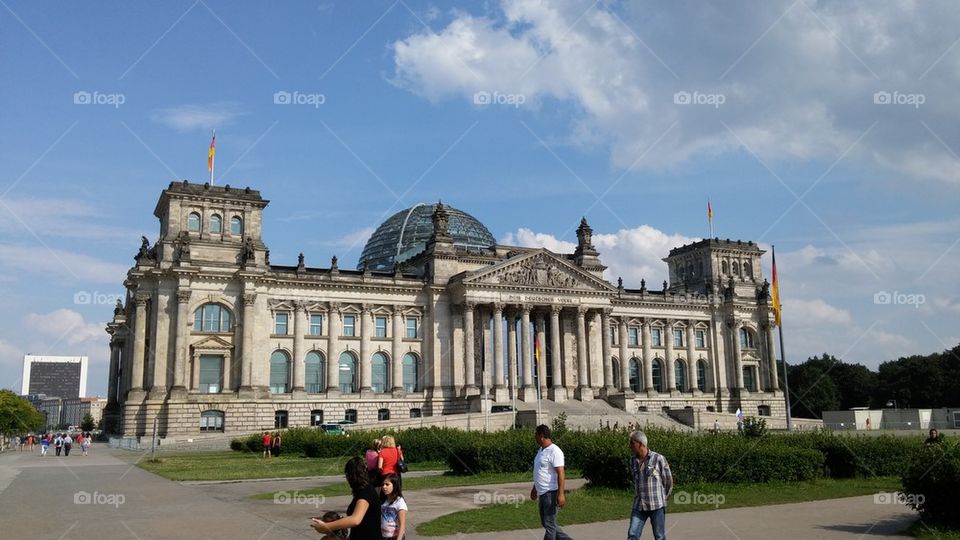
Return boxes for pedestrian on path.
[380,473,408,540]
[262,432,272,459]
[63,433,73,456]
[40,434,49,456]
[627,430,673,540]
[54,434,63,456]
[378,436,405,492]
[82,432,92,455]
[530,424,573,540]
[365,438,382,486]
[311,456,381,540]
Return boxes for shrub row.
[901,439,960,527]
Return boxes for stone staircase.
[516,398,693,432]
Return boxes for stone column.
[482,307,492,392]
[391,306,404,394]
[130,293,149,393]
[665,320,677,395]
[618,318,630,393]
[687,323,697,394]
[732,321,745,390]
[326,303,341,394]
[292,301,306,393]
[642,319,654,393]
[536,313,548,398]
[360,304,373,396]
[766,323,779,391]
[170,289,191,397]
[507,308,518,398]
[107,341,121,404]
[575,306,592,400]
[240,292,256,392]
[549,306,565,401]
[520,305,535,401]
[492,303,506,400]
[600,309,615,396]
[147,290,169,400]
[463,302,477,394]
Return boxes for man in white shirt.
[530,424,573,540]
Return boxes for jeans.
[627,506,666,540]
[538,490,573,540]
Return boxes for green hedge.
[901,440,960,527]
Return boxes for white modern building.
[21,355,88,399]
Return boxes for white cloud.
[0,244,128,284]
[151,103,243,132]
[787,298,853,326]
[392,0,960,183]
[334,227,377,249]
[24,309,106,347]
[0,197,144,242]
[501,227,576,253]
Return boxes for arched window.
[732,261,740,275]
[274,410,288,429]
[629,357,642,392]
[230,216,243,235]
[697,360,707,392]
[687,264,694,278]
[744,261,752,279]
[339,352,358,393]
[269,351,290,393]
[378,408,390,421]
[187,212,201,232]
[344,409,358,423]
[371,352,388,393]
[210,214,222,233]
[409,408,422,418]
[721,260,729,274]
[652,358,664,392]
[611,357,621,389]
[193,303,232,332]
[304,351,325,393]
[402,353,419,392]
[310,409,324,426]
[675,360,687,392]
[200,410,224,432]
[739,328,756,349]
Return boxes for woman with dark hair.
[311,456,381,539]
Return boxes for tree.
[787,363,840,418]
[80,413,96,432]
[0,390,44,435]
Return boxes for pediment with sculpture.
[459,249,614,293]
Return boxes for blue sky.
[1,1,958,396]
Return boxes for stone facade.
[106,181,786,436]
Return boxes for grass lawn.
[417,476,903,536]
[909,521,960,540]
[252,470,584,500]
[135,450,446,481]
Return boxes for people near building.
[925,428,942,447]
[27,434,35,452]
[530,424,573,540]
[378,436,405,491]
[311,456,382,540]
[713,418,721,434]
[262,432,272,458]
[271,431,282,457]
[63,433,73,456]
[82,432,92,455]
[380,473,408,540]
[365,438,382,485]
[627,430,673,540]
[54,434,63,456]
[40,434,49,456]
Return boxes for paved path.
[0,445,917,539]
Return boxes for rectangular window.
[309,314,323,336]
[651,328,663,347]
[274,313,288,335]
[743,366,757,392]
[342,315,356,337]
[375,316,387,338]
[695,330,706,348]
[406,317,418,338]
[673,329,684,347]
[628,327,639,346]
[198,355,223,393]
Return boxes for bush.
[778,432,923,478]
[901,441,960,527]
[741,417,767,438]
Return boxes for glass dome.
[359,203,496,271]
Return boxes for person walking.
[627,430,673,540]
[262,431,272,459]
[40,434,49,456]
[380,473,408,540]
[82,432,92,456]
[377,436,406,491]
[365,438,382,485]
[529,424,573,540]
[271,431,282,457]
[311,456,382,539]
[54,434,63,457]
[63,433,73,456]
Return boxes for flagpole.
[773,245,793,431]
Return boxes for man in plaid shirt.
[628,430,673,540]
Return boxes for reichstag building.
[106,181,785,436]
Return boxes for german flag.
[771,247,782,326]
[207,130,216,173]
